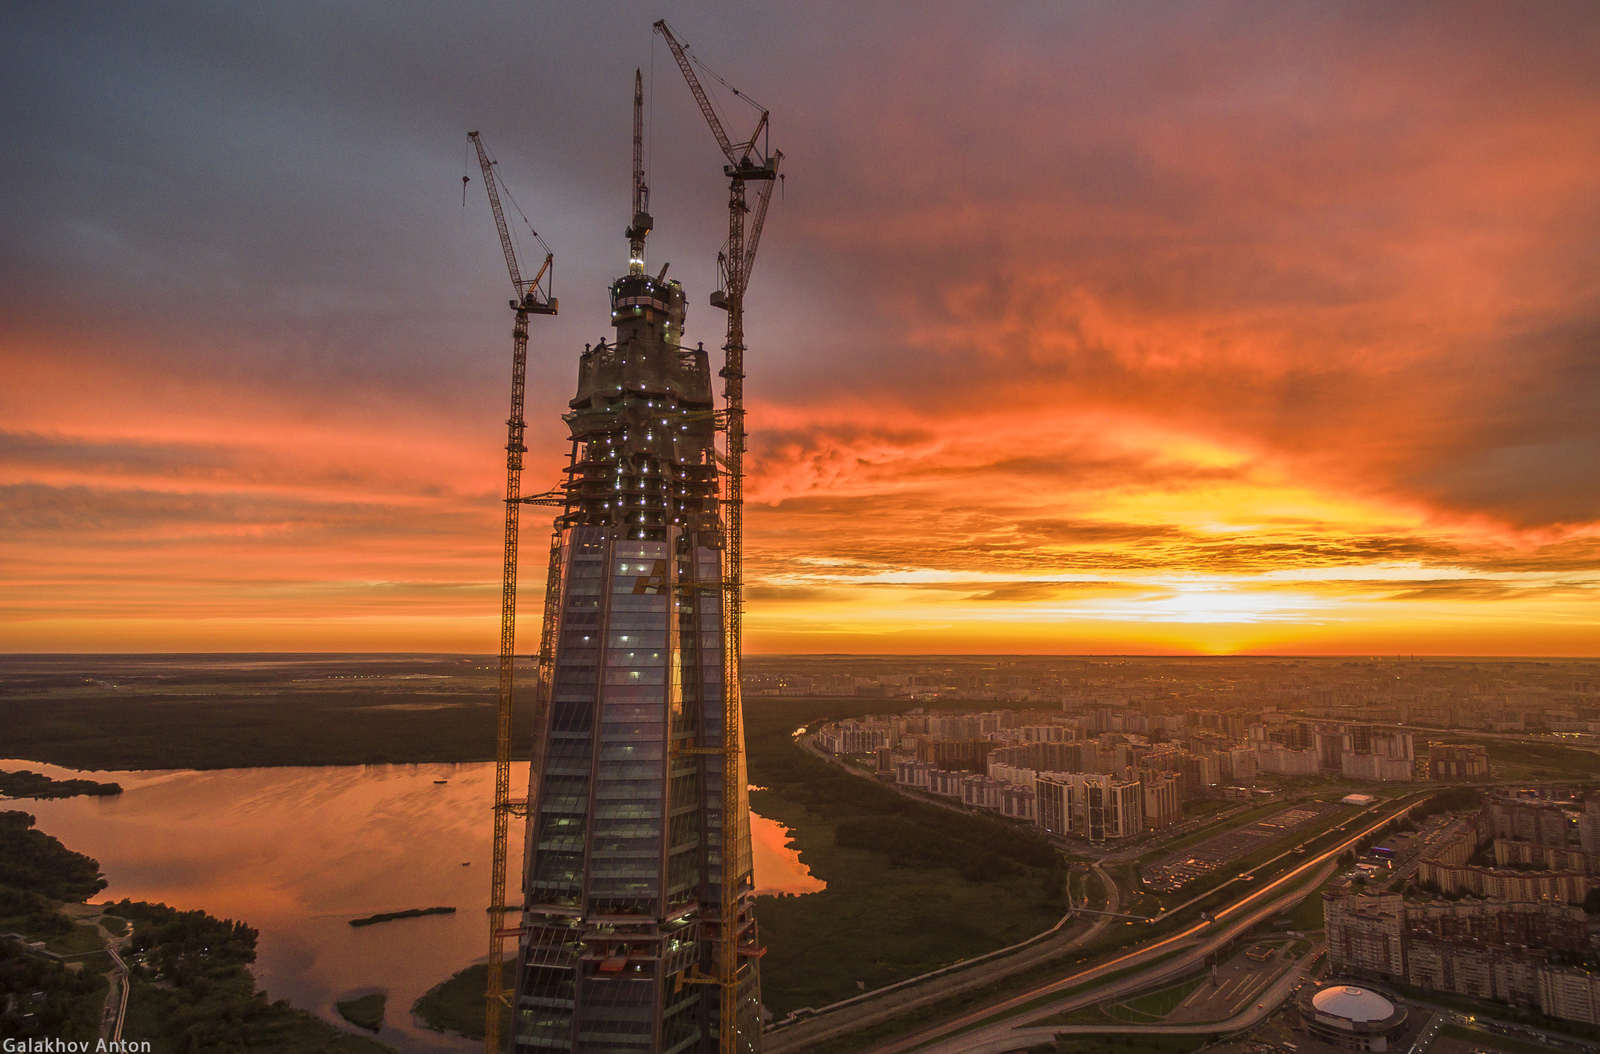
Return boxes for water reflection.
[1,758,821,1051]
[749,811,825,897]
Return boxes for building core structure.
[509,142,761,1051]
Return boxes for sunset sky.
[3,2,1598,655]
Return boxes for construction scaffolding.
[655,21,782,1052]
[466,130,557,1054]
[474,29,781,1050]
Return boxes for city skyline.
[3,2,1599,656]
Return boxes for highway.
[867,794,1426,1054]
[892,943,1326,1054]
[765,862,1122,1053]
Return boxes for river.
[1,758,823,1052]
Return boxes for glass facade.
[511,264,760,1052]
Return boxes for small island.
[349,906,455,927]
[337,991,387,1031]
[0,769,122,799]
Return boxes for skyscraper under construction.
[508,91,762,1053]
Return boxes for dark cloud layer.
[3,2,1598,650]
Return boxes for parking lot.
[1144,801,1344,891]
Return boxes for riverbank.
[2,759,495,1053]
[745,697,1068,1017]
[1,809,391,1052]
[4,664,1089,1035]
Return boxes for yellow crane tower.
[653,21,783,1054]
[466,130,559,1054]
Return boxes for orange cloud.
[2,5,1598,654]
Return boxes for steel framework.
[468,131,557,1054]
[654,22,782,1054]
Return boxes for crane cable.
[478,140,555,294]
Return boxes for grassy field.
[745,697,1065,1016]
[1482,741,1600,779]
[1049,1003,1115,1025]
[1122,976,1205,1018]
[1033,1038,1206,1054]
[1287,881,1327,930]
[45,919,105,956]
[1022,949,1191,1026]
[1418,733,1600,781]
[752,791,1061,1014]
[1437,1023,1560,1054]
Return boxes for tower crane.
[627,68,653,273]
[653,21,782,1054]
[466,130,558,1054]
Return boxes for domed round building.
[1298,981,1409,1052]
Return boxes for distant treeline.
[0,769,122,800]
[350,906,456,927]
[1,690,529,770]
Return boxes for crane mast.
[467,130,556,1054]
[627,69,653,274]
[653,21,780,1054]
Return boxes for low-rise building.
[927,768,965,798]
[916,738,997,773]
[1420,812,1593,902]
[999,782,1035,821]
[1428,743,1489,780]
[1255,744,1320,776]
[1487,797,1572,847]
[893,756,933,789]
[1342,752,1414,782]
[960,774,1005,811]
[987,761,1036,787]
